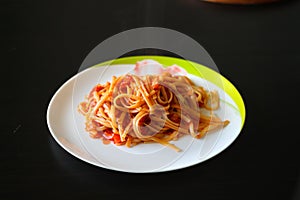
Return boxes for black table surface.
[2,0,300,199]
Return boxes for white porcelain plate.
[47,56,246,173]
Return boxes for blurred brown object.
[204,0,280,4]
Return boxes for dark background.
[2,0,300,199]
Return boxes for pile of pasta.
[78,72,229,152]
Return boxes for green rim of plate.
[92,55,246,129]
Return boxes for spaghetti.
[78,72,229,152]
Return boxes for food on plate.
[78,62,229,152]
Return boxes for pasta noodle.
[78,72,229,152]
